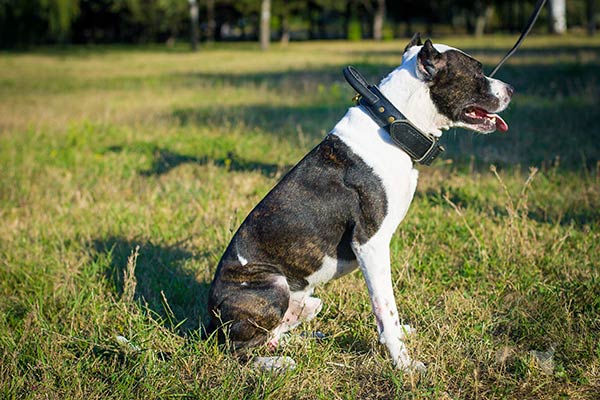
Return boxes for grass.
[1,35,599,399]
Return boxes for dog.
[207,34,513,371]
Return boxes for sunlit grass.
[1,35,599,399]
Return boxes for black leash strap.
[343,66,379,105]
[343,66,444,166]
[489,0,548,77]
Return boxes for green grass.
[1,35,599,399]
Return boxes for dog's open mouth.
[462,106,508,133]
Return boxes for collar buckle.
[389,120,444,166]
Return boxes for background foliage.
[0,0,596,47]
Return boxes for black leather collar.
[343,66,444,166]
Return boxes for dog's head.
[380,33,513,136]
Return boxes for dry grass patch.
[1,36,599,399]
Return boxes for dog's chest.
[305,255,359,288]
[300,115,420,290]
[332,108,420,240]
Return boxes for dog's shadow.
[105,145,288,177]
[92,236,214,335]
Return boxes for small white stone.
[253,356,296,372]
[530,347,555,375]
[115,335,141,352]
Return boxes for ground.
[0,36,599,399]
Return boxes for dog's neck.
[377,46,452,138]
[332,45,454,162]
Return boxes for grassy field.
[1,35,599,399]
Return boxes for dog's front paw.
[397,360,427,375]
[399,324,417,339]
[409,360,427,373]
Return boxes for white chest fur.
[332,108,419,242]
[305,255,358,288]
[302,109,419,292]
[304,48,442,292]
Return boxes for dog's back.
[208,134,386,349]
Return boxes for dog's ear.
[404,32,422,53]
[416,39,446,81]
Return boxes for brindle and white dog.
[208,34,513,371]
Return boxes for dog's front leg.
[353,238,424,372]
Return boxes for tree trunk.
[280,13,290,45]
[373,0,385,40]
[189,0,199,51]
[206,0,216,42]
[505,1,514,33]
[405,19,412,38]
[347,0,361,40]
[474,5,493,37]
[548,0,567,34]
[343,1,351,39]
[260,0,271,51]
[588,0,596,36]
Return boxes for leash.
[489,0,548,77]
[343,66,445,166]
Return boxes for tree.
[356,0,388,40]
[273,0,304,45]
[587,0,596,36]
[346,0,361,40]
[260,0,271,50]
[548,0,567,34]
[372,0,386,40]
[47,0,80,42]
[206,0,216,42]
[462,0,493,37]
[189,0,199,50]
[474,2,493,37]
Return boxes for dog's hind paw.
[253,356,296,372]
[396,359,426,375]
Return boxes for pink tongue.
[474,108,508,132]
[493,114,509,132]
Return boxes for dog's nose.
[506,84,514,97]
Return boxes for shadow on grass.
[92,236,213,335]
[332,334,373,356]
[105,145,289,177]
[176,61,391,89]
[421,186,600,229]
[170,98,600,171]
[171,57,600,171]
[171,103,344,140]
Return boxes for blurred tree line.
[0,0,596,48]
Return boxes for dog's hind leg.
[211,274,291,352]
[267,291,322,349]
